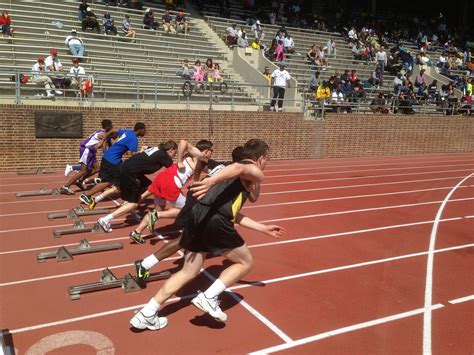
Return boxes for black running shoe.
[129,230,145,244]
[135,260,150,284]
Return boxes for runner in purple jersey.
[60,119,114,195]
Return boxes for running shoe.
[191,291,227,322]
[129,230,145,244]
[89,197,97,210]
[97,217,112,233]
[130,311,167,331]
[64,164,73,177]
[147,210,159,232]
[134,259,150,283]
[60,185,75,195]
[79,193,90,205]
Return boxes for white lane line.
[260,197,474,223]
[0,179,469,218]
[1,168,470,205]
[249,304,445,354]
[448,295,474,304]
[7,243,472,335]
[201,269,293,343]
[423,173,474,355]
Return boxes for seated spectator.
[284,34,295,54]
[31,57,56,98]
[143,8,158,30]
[251,20,265,42]
[348,69,359,85]
[325,38,336,57]
[225,23,239,45]
[398,92,415,114]
[414,69,428,89]
[340,69,350,84]
[317,45,328,69]
[209,63,223,82]
[427,79,439,101]
[370,92,389,113]
[203,58,213,81]
[68,58,86,95]
[349,82,366,103]
[102,12,117,35]
[331,87,351,113]
[306,45,317,65]
[369,67,382,88]
[162,9,176,34]
[82,7,100,33]
[193,59,204,82]
[262,66,272,81]
[348,26,358,43]
[176,59,192,80]
[308,71,320,93]
[251,38,263,50]
[175,10,188,34]
[65,29,85,59]
[122,14,137,42]
[237,32,249,48]
[275,40,286,62]
[316,80,331,103]
[77,0,88,21]
[45,49,69,91]
[0,10,13,38]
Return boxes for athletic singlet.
[174,157,194,188]
[81,129,105,151]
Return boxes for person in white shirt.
[375,46,387,72]
[348,26,357,42]
[68,57,87,93]
[250,20,265,42]
[44,48,65,94]
[283,34,295,54]
[331,87,351,113]
[65,29,85,58]
[30,56,56,98]
[270,62,291,112]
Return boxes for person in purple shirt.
[60,119,114,195]
[79,122,146,208]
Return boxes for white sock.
[141,297,160,317]
[204,279,226,299]
[141,254,159,270]
[102,214,113,223]
[95,194,104,203]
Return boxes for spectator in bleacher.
[308,71,320,93]
[82,7,101,33]
[262,66,272,81]
[203,58,213,81]
[317,45,328,70]
[143,8,158,30]
[369,67,382,88]
[349,81,367,103]
[251,38,263,50]
[175,10,188,34]
[348,26,358,43]
[68,58,86,95]
[176,59,191,80]
[45,49,68,91]
[283,34,295,55]
[102,12,117,36]
[375,46,387,73]
[306,45,317,65]
[275,40,286,62]
[225,23,239,46]
[122,14,137,42]
[370,92,389,114]
[457,94,472,115]
[77,0,88,21]
[31,57,56,98]
[0,10,13,38]
[316,80,331,103]
[331,87,351,113]
[414,69,428,90]
[427,79,439,101]
[65,29,85,59]
[270,62,291,112]
[251,20,265,42]
[193,59,204,82]
[348,69,359,85]
[162,9,176,34]
[237,32,249,48]
[325,38,336,57]
[210,63,223,82]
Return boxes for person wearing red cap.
[68,57,86,94]
[175,10,188,34]
[45,49,64,95]
[30,57,55,98]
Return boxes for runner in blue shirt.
[79,122,146,208]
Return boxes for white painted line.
[1,168,470,205]
[448,295,474,304]
[7,243,472,335]
[423,173,474,355]
[249,304,445,354]
[201,269,293,344]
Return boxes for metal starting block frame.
[16,187,62,198]
[36,239,123,262]
[53,219,106,237]
[48,205,111,220]
[68,268,171,300]
[17,167,56,175]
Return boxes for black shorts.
[98,158,121,186]
[119,170,152,203]
[179,210,244,256]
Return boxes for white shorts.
[154,193,186,209]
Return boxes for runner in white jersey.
[60,119,114,195]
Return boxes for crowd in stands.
[176,57,224,83]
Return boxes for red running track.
[0,152,473,354]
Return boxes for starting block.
[36,239,123,262]
[48,205,111,220]
[17,167,55,175]
[53,219,106,237]
[68,267,171,300]
[16,187,62,198]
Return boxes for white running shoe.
[191,291,227,322]
[130,311,168,330]
[64,164,73,177]
[60,185,75,195]
[97,218,112,233]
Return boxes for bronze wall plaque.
[35,111,83,138]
